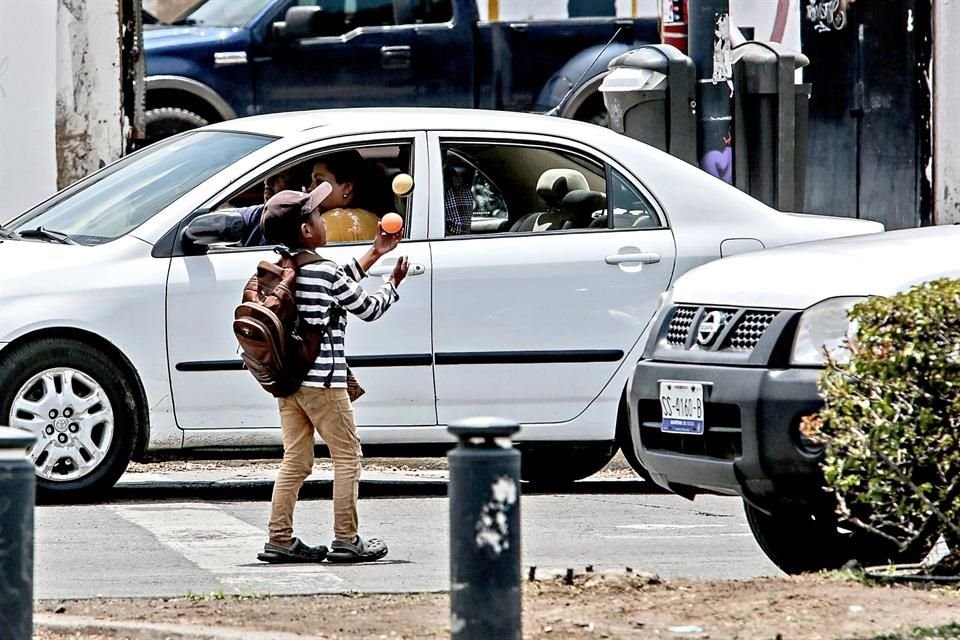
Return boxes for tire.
[744,501,848,574]
[144,107,209,145]
[521,443,617,484]
[0,338,139,501]
[744,501,937,574]
[615,395,653,482]
[573,94,609,128]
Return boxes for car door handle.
[368,262,425,276]
[605,252,661,265]
[380,45,411,69]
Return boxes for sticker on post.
[659,381,705,434]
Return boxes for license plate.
[659,381,704,434]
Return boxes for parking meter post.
[731,42,810,210]
[0,427,36,640]
[599,45,696,165]
[447,417,521,640]
[688,0,734,184]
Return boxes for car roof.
[204,107,606,139]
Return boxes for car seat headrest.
[560,190,607,228]
[536,169,589,209]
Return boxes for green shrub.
[800,278,960,565]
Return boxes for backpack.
[233,248,328,398]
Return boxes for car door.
[251,0,417,111]
[427,131,677,425]
[165,133,435,431]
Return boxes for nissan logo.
[696,310,727,346]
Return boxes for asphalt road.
[35,467,781,599]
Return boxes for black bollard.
[0,427,36,640]
[447,417,521,640]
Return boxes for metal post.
[448,417,521,640]
[688,0,734,184]
[0,427,36,640]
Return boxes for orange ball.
[381,212,403,234]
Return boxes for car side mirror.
[182,211,244,252]
[274,6,343,39]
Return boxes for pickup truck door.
[251,0,417,111]
[405,0,474,107]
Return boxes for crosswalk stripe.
[108,503,343,594]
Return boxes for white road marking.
[615,524,730,530]
[603,533,752,540]
[108,503,343,594]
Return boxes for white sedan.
[0,108,880,499]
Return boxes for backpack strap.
[289,250,342,389]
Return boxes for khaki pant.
[268,386,362,545]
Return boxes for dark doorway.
[801,0,931,228]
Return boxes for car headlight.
[790,296,867,367]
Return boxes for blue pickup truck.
[143,0,658,141]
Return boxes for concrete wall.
[0,0,58,222]
[56,0,125,190]
[934,0,960,223]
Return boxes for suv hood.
[671,226,960,309]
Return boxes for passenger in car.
[443,152,474,236]
[311,151,385,243]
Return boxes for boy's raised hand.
[373,223,401,256]
[390,256,410,288]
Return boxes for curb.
[35,614,327,640]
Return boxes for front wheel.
[744,501,937,574]
[521,443,617,484]
[0,339,139,500]
[143,107,209,145]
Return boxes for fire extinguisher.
[660,0,689,53]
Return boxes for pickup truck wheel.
[0,339,139,501]
[144,107,209,145]
[521,444,617,484]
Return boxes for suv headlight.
[790,297,866,367]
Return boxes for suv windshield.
[171,0,269,27]
[9,131,274,245]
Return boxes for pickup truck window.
[412,0,452,23]
[299,0,395,31]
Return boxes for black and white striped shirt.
[296,256,398,388]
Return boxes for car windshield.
[170,0,268,27]
[8,131,274,245]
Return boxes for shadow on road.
[38,477,669,506]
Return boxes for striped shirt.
[295,256,398,388]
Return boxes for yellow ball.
[392,173,414,196]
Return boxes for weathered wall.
[0,0,58,222]
[934,0,960,223]
[56,0,124,189]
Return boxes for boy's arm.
[305,263,398,323]
[351,224,402,277]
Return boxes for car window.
[296,0,395,31]
[8,131,273,246]
[208,141,413,250]
[412,0,452,23]
[608,169,659,229]
[440,142,607,236]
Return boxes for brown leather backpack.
[233,249,328,398]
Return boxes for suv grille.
[725,311,778,351]
[663,305,782,354]
[666,306,697,345]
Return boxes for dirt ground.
[33,455,960,638]
[34,571,960,640]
